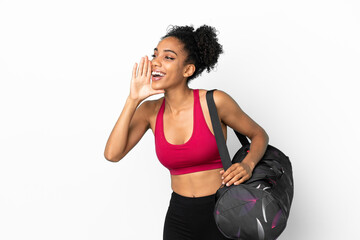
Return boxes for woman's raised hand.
[129,56,165,102]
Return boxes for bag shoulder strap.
[206,89,232,170]
[206,89,251,171]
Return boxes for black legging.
[163,191,232,240]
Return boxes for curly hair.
[161,24,224,83]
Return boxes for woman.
[104,25,269,240]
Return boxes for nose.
[151,56,161,68]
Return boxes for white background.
[1,0,359,239]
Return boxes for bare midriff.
[170,167,224,197]
[149,92,227,198]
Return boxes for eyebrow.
[154,48,178,56]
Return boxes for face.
[151,37,194,90]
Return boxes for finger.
[225,173,243,187]
[234,177,247,185]
[223,166,244,184]
[138,57,144,76]
[221,167,232,179]
[132,63,137,79]
[146,58,152,82]
[222,169,240,185]
[143,56,148,77]
[234,174,251,185]
[222,164,239,180]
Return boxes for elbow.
[263,129,269,145]
[253,127,269,146]
[104,151,123,162]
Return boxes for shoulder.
[198,88,236,107]
[138,96,164,120]
[199,88,243,124]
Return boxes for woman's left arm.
[213,90,269,186]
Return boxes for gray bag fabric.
[206,90,294,240]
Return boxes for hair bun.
[161,24,223,82]
[194,25,223,73]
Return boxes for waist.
[170,191,216,206]
[170,168,223,197]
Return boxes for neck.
[164,85,194,114]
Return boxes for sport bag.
[206,89,294,240]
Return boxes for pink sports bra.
[155,89,223,175]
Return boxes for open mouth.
[152,71,166,81]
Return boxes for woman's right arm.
[104,56,164,162]
[104,96,147,162]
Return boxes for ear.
[183,64,195,78]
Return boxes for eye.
[151,54,174,60]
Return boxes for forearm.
[104,96,141,161]
[241,130,269,170]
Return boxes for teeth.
[152,71,165,77]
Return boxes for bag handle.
[206,89,250,171]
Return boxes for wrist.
[242,155,256,171]
[126,95,141,106]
